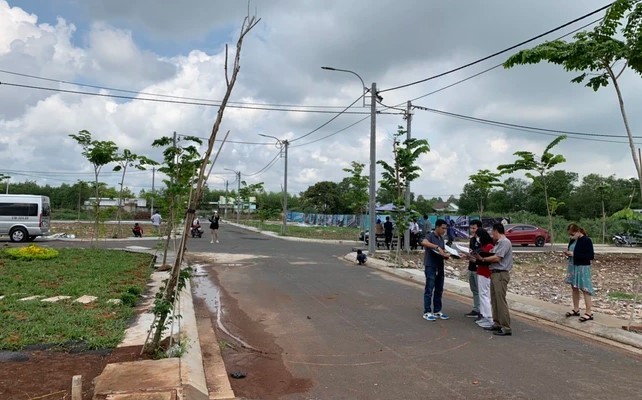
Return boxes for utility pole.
[236,171,241,224]
[151,167,155,216]
[283,139,289,234]
[77,181,82,221]
[404,100,413,252]
[368,82,377,256]
[224,180,229,218]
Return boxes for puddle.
[192,265,258,351]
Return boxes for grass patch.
[241,220,360,240]
[0,248,153,350]
[607,291,635,301]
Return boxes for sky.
[1,0,641,202]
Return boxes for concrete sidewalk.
[92,249,234,400]
[344,251,642,354]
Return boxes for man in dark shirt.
[421,219,451,321]
[383,216,394,249]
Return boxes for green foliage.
[342,161,369,216]
[5,245,59,260]
[467,169,504,218]
[498,135,567,245]
[299,181,344,213]
[0,249,152,350]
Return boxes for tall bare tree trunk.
[149,13,260,352]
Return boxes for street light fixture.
[224,168,241,223]
[321,66,368,108]
[322,66,377,255]
[259,134,289,234]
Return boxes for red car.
[504,224,551,247]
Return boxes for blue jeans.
[424,264,445,314]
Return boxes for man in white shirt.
[150,210,162,236]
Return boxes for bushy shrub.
[5,245,59,260]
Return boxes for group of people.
[421,218,596,336]
[130,210,222,244]
[373,215,433,250]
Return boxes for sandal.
[565,309,580,318]
[579,313,594,322]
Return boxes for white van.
[0,194,51,242]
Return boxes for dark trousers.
[490,271,511,330]
[385,233,393,249]
[424,264,445,314]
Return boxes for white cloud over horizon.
[1,0,641,201]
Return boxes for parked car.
[504,224,550,247]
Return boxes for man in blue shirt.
[421,219,451,321]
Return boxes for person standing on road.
[421,214,432,238]
[476,223,513,336]
[410,218,420,250]
[208,211,220,243]
[465,220,482,318]
[563,223,595,322]
[474,227,495,329]
[150,210,162,236]
[384,216,394,250]
[421,219,451,321]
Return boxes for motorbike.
[191,225,204,238]
[612,233,631,247]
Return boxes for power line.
[414,105,641,145]
[289,93,366,143]
[379,2,614,94]
[243,151,282,177]
[291,115,370,148]
[0,68,363,110]
[406,17,603,104]
[0,81,386,115]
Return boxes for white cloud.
[0,0,641,202]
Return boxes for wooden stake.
[71,375,82,400]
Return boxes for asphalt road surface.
[186,224,641,400]
[9,226,641,399]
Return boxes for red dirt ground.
[0,345,148,400]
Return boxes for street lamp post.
[224,168,241,223]
[322,66,377,255]
[259,134,289,234]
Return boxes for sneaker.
[422,313,437,321]
[216,240,219,243]
[465,310,480,318]
[476,318,494,328]
[435,311,449,320]
[210,240,214,244]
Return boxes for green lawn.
[0,248,153,350]
[241,220,362,240]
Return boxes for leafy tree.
[468,169,504,219]
[300,181,343,214]
[69,129,118,241]
[504,0,642,209]
[152,135,203,265]
[239,181,265,215]
[498,135,567,246]
[413,195,433,216]
[112,149,158,235]
[342,161,369,235]
[486,177,530,213]
[525,170,577,218]
[377,126,429,256]
[457,183,483,215]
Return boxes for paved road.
[189,224,640,400]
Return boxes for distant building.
[211,196,256,214]
[432,201,459,213]
[84,197,147,212]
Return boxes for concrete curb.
[92,250,213,399]
[344,252,642,353]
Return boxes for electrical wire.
[0,81,385,115]
[290,115,370,148]
[0,68,364,110]
[243,151,282,177]
[415,106,641,145]
[379,2,614,93]
[289,93,366,143]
